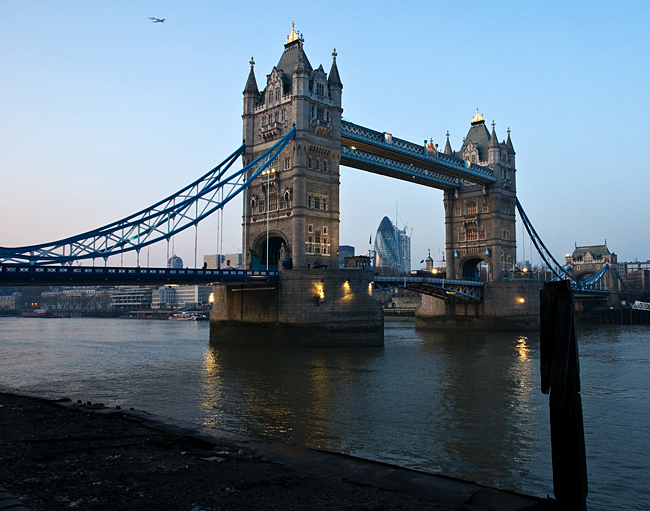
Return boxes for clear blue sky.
[2,1,649,268]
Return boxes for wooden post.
[540,280,588,510]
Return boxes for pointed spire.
[243,56,259,95]
[489,121,499,148]
[506,127,515,154]
[328,48,342,88]
[293,42,307,74]
[444,131,453,155]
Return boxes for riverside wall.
[416,280,542,330]
[210,269,383,347]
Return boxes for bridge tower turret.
[241,24,342,270]
[443,110,517,281]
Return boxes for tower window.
[316,107,324,120]
[284,157,291,170]
[467,201,477,215]
[316,159,320,171]
[316,83,324,96]
[308,156,313,169]
[323,160,328,172]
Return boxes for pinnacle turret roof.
[444,131,453,155]
[328,49,342,88]
[489,122,500,148]
[243,61,259,96]
[506,128,516,154]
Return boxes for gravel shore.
[0,391,555,510]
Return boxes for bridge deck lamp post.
[262,167,276,271]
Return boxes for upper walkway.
[341,121,496,189]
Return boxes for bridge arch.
[458,256,489,282]
[250,232,288,271]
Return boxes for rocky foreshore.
[0,391,556,511]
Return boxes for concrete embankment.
[0,391,557,511]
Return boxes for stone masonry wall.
[210,269,383,346]
[416,280,541,330]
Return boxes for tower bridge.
[0,25,617,345]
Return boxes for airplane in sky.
[148,17,165,23]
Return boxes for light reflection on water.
[1,317,649,509]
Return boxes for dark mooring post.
[540,280,588,510]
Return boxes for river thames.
[1,317,648,510]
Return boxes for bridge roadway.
[0,263,278,287]
[340,121,496,190]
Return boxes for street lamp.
[261,167,276,271]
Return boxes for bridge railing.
[0,263,279,284]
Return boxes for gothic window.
[501,202,510,215]
[316,159,320,171]
[322,198,327,211]
[323,160,328,172]
[307,235,314,254]
[308,156,313,169]
[314,230,322,254]
[316,83,324,96]
[314,196,321,210]
[502,229,510,240]
[258,198,265,214]
[455,207,461,217]
[323,226,328,235]
[307,194,313,208]
[479,229,486,240]
[482,202,489,213]
[467,229,478,241]
[471,154,477,164]
[316,107,324,120]
[275,89,279,101]
[467,201,477,215]
[308,224,313,233]
[284,157,291,170]
[459,232,466,242]
[268,192,278,211]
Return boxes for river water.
[0,317,648,510]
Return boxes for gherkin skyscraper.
[374,216,410,274]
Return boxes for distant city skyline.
[2,2,649,268]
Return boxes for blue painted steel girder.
[374,275,483,302]
[341,121,495,187]
[340,146,460,190]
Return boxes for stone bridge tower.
[242,24,342,270]
[443,109,517,281]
